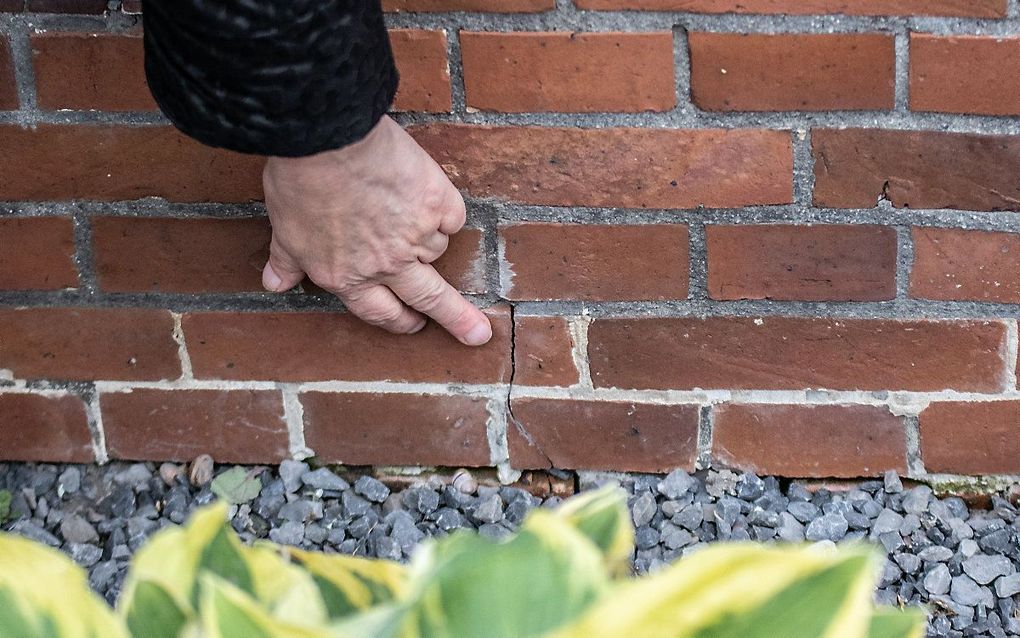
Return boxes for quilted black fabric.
[142,0,398,157]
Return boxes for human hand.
[261,115,492,346]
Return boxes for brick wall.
[1,1,1019,484]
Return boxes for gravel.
[2,462,1018,637]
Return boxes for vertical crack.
[504,303,555,469]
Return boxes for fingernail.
[263,264,283,291]
[463,321,492,346]
[410,319,427,333]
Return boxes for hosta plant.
[0,485,925,637]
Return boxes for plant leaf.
[287,548,407,620]
[554,485,634,576]
[867,608,927,638]
[198,573,328,638]
[0,489,11,523]
[211,467,263,505]
[0,533,128,638]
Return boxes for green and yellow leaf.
[288,547,407,620]
[554,485,634,576]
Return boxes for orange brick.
[390,29,451,113]
[0,217,78,290]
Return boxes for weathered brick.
[31,32,154,111]
[500,223,689,301]
[0,1,23,11]
[302,392,491,466]
[389,29,451,113]
[689,33,894,112]
[513,316,579,387]
[508,398,699,472]
[183,306,511,384]
[102,390,288,463]
[0,393,93,462]
[0,217,78,290]
[713,404,907,478]
[910,228,1020,303]
[813,129,1020,211]
[0,35,16,110]
[411,124,792,208]
[588,317,1008,392]
[920,402,1020,475]
[706,224,897,301]
[573,0,1005,17]
[461,31,675,113]
[0,307,179,381]
[910,34,1020,116]
[383,0,553,11]
[0,124,263,202]
[94,217,270,293]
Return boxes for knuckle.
[408,278,447,311]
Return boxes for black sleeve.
[142,0,398,158]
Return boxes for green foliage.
[0,485,926,638]
[210,467,263,505]
[0,489,11,523]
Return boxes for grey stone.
[919,545,955,563]
[673,504,703,530]
[660,523,692,550]
[301,468,349,492]
[327,527,346,545]
[354,476,390,503]
[878,559,901,587]
[269,521,305,546]
[950,518,974,541]
[68,543,103,568]
[304,523,328,545]
[843,511,870,530]
[57,467,81,495]
[978,529,1011,554]
[872,509,905,535]
[777,512,805,542]
[9,520,59,547]
[899,513,921,536]
[433,507,465,532]
[747,507,780,528]
[342,491,372,518]
[787,501,820,524]
[635,526,660,550]
[631,491,656,527]
[657,469,697,500]
[278,460,308,494]
[503,499,530,526]
[959,539,979,557]
[279,500,323,523]
[925,564,952,595]
[404,488,440,514]
[60,513,99,544]
[902,486,933,516]
[962,554,1013,585]
[994,573,1020,597]
[372,536,402,561]
[883,470,903,494]
[715,497,742,526]
[951,574,994,608]
[894,552,921,574]
[805,513,848,542]
[735,473,765,500]
[89,561,118,590]
[388,511,424,554]
[878,531,904,554]
[114,464,152,488]
[473,494,504,524]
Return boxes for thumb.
[262,242,305,293]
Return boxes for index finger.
[386,262,491,346]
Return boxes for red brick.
[302,392,491,467]
[813,129,1020,211]
[0,35,16,110]
[500,223,689,301]
[383,0,553,11]
[690,33,894,112]
[31,32,153,111]
[182,306,511,384]
[920,402,1020,474]
[910,228,1020,303]
[0,1,23,11]
[411,124,792,208]
[433,227,487,294]
[513,316,579,387]
[573,0,1005,17]
[0,307,179,381]
[910,35,1020,116]
[589,317,1008,392]
[0,124,263,202]
[461,31,675,113]
[102,389,288,463]
[0,217,78,290]
[94,216,269,293]
[120,0,141,12]
[389,30,451,113]
[0,393,93,462]
[706,224,897,301]
[508,398,699,472]
[713,404,907,478]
